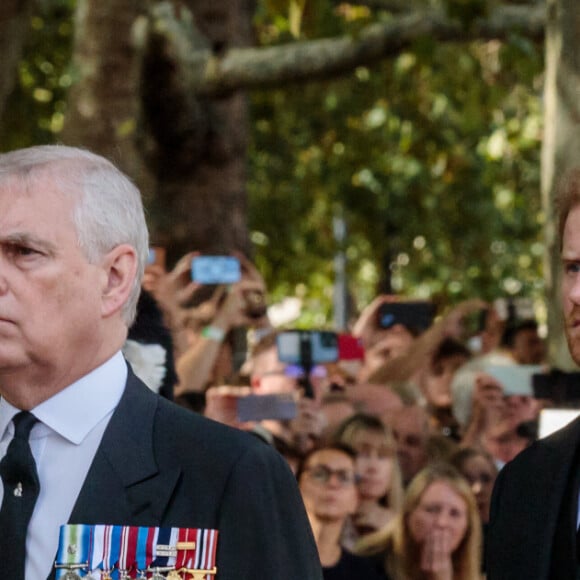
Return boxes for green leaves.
[250,1,544,323]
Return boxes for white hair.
[451,351,514,427]
[0,145,149,325]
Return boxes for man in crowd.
[487,169,580,578]
[391,405,430,487]
[0,145,322,580]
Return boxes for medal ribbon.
[55,524,92,579]
[198,529,218,577]
[118,526,139,575]
[175,528,196,570]
[90,524,106,576]
[102,524,122,578]
[168,527,179,569]
[135,526,154,574]
[150,526,172,568]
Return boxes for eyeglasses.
[303,465,359,487]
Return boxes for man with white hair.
[0,145,322,580]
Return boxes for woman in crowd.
[358,463,481,579]
[450,447,498,574]
[334,414,404,547]
[449,447,497,525]
[297,443,388,580]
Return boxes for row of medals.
[61,567,215,579]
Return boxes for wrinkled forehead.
[0,161,81,205]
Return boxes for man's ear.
[100,244,138,318]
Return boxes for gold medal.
[166,570,182,580]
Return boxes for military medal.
[61,570,83,580]
[54,524,91,579]
[176,528,219,580]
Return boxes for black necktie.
[0,411,40,580]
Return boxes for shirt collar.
[0,351,127,445]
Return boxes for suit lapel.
[531,417,580,578]
[68,371,181,525]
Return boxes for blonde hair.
[335,413,404,513]
[357,463,481,579]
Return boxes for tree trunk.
[61,0,153,194]
[0,0,35,133]
[62,0,254,263]
[145,0,254,261]
[541,0,580,368]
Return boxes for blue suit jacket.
[48,369,322,579]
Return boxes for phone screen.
[376,302,435,331]
[237,394,297,422]
[191,256,241,284]
[276,331,339,365]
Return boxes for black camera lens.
[244,290,267,319]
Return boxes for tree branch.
[150,3,546,97]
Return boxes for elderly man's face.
[0,178,107,399]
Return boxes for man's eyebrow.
[0,232,57,252]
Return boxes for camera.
[243,289,267,319]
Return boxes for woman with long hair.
[358,463,482,579]
[334,413,404,547]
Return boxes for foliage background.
[1,0,546,328]
[249,2,545,326]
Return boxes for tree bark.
[142,0,254,260]
[0,0,35,133]
[541,0,580,369]
[61,0,153,196]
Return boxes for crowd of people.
[129,243,556,579]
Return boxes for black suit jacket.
[487,415,580,579]
[47,369,322,579]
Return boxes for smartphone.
[276,330,339,365]
[191,256,241,285]
[147,246,166,268]
[338,333,365,361]
[533,371,580,401]
[484,364,543,397]
[376,301,435,331]
[237,394,297,422]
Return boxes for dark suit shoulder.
[500,413,580,479]
[153,388,276,465]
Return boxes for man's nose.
[471,481,482,496]
[568,276,580,305]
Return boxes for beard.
[564,317,580,365]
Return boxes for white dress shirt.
[0,351,127,580]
